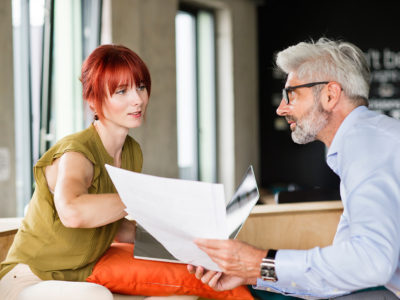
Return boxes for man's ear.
[321,82,342,111]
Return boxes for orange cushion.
[86,243,253,300]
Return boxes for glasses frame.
[282,81,329,105]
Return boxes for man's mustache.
[285,116,296,123]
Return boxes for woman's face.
[101,82,149,130]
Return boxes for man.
[188,38,400,299]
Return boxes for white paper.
[105,164,228,271]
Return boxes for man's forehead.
[285,72,301,86]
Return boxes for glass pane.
[50,0,83,144]
[175,11,198,180]
[197,10,216,183]
[82,0,102,128]
[30,0,45,165]
[12,0,33,216]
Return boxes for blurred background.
[1,0,399,217]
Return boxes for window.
[12,0,44,215]
[175,8,217,182]
[45,0,102,150]
[12,0,102,216]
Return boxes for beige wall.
[112,0,180,179]
[230,0,259,186]
[0,1,16,217]
[0,0,16,217]
[111,0,259,195]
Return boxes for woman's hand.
[114,218,136,243]
[187,264,256,291]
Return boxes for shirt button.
[291,281,297,287]
[266,288,271,292]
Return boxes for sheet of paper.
[105,164,228,271]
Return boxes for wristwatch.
[260,249,278,282]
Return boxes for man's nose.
[276,98,290,116]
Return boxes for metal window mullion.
[39,0,54,156]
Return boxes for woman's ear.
[86,99,98,120]
[321,81,342,111]
[86,98,95,111]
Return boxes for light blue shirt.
[255,106,400,299]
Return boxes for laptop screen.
[226,165,259,238]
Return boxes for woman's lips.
[128,111,142,118]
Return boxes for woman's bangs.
[106,62,144,95]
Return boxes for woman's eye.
[116,89,126,95]
[137,85,146,91]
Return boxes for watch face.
[260,259,277,281]
[261,268,276,279]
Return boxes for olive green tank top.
[0,124,142,281]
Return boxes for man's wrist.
[245,277,258,285]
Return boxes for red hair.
[80,44,151,120]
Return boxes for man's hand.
[194,238,267,278]
[187,265,255,291]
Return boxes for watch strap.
[266,249,277,260]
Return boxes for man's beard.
[287,101,329,144]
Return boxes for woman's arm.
[50,151,127,228]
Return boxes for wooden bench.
[237,200,343,250]
[1,200,343,299]
[0,218,22,262]
[1,200,343,260]
[1,200,343,261]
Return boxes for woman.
[0,44,150,299]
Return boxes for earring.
[94,112,99,120]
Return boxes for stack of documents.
[105,165,259,271]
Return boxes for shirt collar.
[327,105,368,158]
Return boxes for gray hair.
[276,38,370,105]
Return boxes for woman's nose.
[130,89,143,106]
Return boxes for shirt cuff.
[254,249,307,293]
[255,249,351,299]
[275,249,308,287]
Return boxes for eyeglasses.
[282,81,329,105]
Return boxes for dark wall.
[258,1,400,193]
